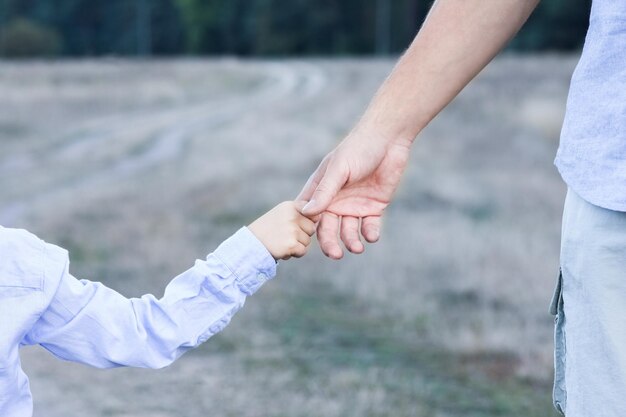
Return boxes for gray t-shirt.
[555,0,626,211]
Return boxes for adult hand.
[297,132,411,259]
[296,0,538,261]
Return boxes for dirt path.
[0,61,327,224]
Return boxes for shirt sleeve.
[23,227,277,369]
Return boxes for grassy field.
[0,55,576,416]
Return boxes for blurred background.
[0,0,591,57]
[0,1,591,416]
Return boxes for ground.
[0,55,576,417]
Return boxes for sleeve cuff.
[211,227,277,295]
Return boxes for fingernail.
[326,247,341,259]
[302,200,315,212]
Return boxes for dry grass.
[0,55,577,416]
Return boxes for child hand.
[248,201,317,260]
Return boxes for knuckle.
[278,201,292,211]
[315,183,328,192]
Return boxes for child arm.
[23,202,315,369]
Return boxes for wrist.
[212,227,277,295]
[247,222,269,254]
[346,121,416,154]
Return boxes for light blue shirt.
[0,225,276,417]
[555,0,626,211]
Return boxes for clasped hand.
[296,134,412,259]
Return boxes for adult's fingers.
[317,212,343,259]
[361,216,381,243]
[301,158,349,217]
[340,216,364,254]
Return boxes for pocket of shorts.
[549,269,563,315]
[551,268,566,415]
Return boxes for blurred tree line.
[0,0,592,58]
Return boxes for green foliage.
[0,18,61,57]
[0,0,185,56]
[0,0,592,56]
[510,0,592,51]
[174,0,425,55]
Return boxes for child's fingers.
[306,213,322,223]
[296,230,312,247]
[299,216,317,236]
[294,201,321,223]
[291,242,308,258]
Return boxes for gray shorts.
[551,188,626,416]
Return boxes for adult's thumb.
[301,165,347,216]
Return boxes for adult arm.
[299,0,540,259]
